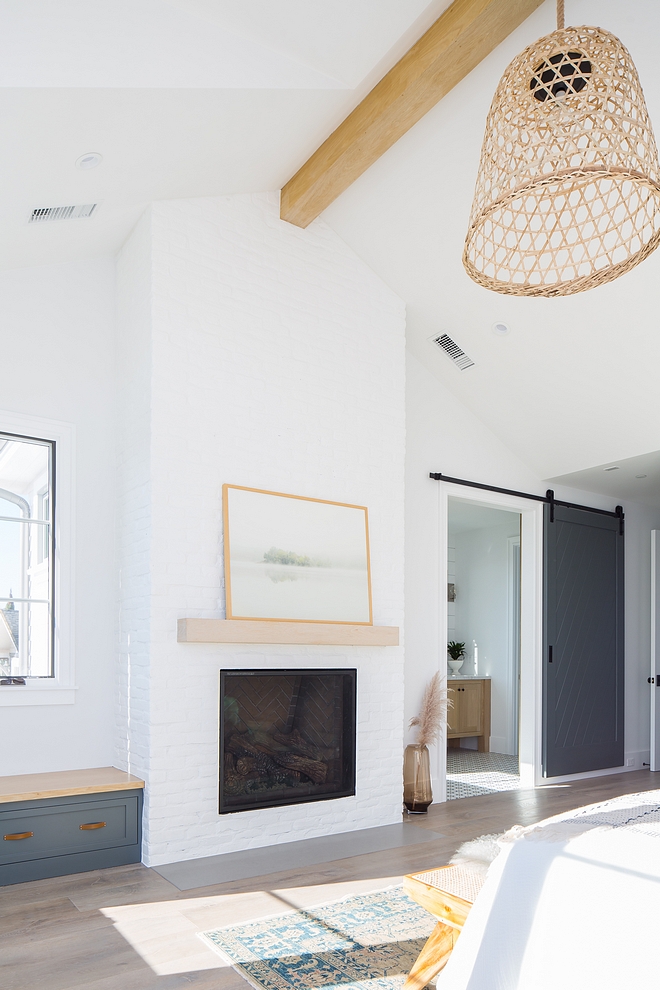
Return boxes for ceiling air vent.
[29,204,97,224]
[431,333,475,370]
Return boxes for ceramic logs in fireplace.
[219,668,356,814]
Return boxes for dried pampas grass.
[409,672,450,748]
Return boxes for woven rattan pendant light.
[463,1,660,296]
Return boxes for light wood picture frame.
[223,485,373,625]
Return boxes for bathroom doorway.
[446,498,521,799]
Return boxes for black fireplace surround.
[219,668,356,814]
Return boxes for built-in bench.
[0,767,144,885]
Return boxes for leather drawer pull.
[79,822,106,830]
[4,831,34,840]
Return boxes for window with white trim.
[0,432,54,678]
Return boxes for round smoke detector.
[492,321,511,335]
[76,152,103,170]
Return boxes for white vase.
[448,659,464,675]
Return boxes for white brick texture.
[116,192,406,867]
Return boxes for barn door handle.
[548,646,553,664]
[4,831,34,840]
[79,822,106,830]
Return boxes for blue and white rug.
[200,885,436,990]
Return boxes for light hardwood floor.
[1,770,658,989]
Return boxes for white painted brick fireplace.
[116,192,406,867]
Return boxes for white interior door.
[651,531,660,771]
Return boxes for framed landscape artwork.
[223,485,373,624]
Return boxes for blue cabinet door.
[0,796,138,864]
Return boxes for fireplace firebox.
[219,668,356,814]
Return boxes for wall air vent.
[29,204,97,224]
[430,333,475,370]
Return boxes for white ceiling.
[163,1,446,89]
[0,0,453,89]
[324,0,660,483]
[549,450,660,507]
[0,1,339,89]
[0,0,452,270]
[4,0,660,490]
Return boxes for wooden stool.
[403,865,485,990]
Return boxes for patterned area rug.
[200,886,436,990]
[446,750,520,800]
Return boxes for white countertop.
[447,674,491,679]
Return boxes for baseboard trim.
[538,753,651,786]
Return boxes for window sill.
[0,685,77,706]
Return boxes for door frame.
[437,482,544,793]
[651,530,660,771]
[507,534,521,757]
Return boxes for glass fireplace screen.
[219,668,356,814]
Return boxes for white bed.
[438,790,660,990]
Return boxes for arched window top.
[0,488,30,518]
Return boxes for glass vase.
[403,744,432,813]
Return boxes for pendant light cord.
[557,0,565,29]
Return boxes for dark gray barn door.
[543,504,624,777]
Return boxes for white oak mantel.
[177,618,399,646]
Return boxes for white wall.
[0,258,117,773]
[405,349,539,781]
[453,517,520,754]
[618,498,660,769]
[116,192,407,866]
[116,209,153,784]
[1,201,654,835]
[406,350,660,789]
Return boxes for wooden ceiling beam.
[280,0,544,228]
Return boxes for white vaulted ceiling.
[2,0,660,486]
[0,0,452,89]
[324,0,660,483]
[0,0,452,269]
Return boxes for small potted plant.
[447,641,466,676]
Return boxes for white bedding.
[438,790,660,990]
